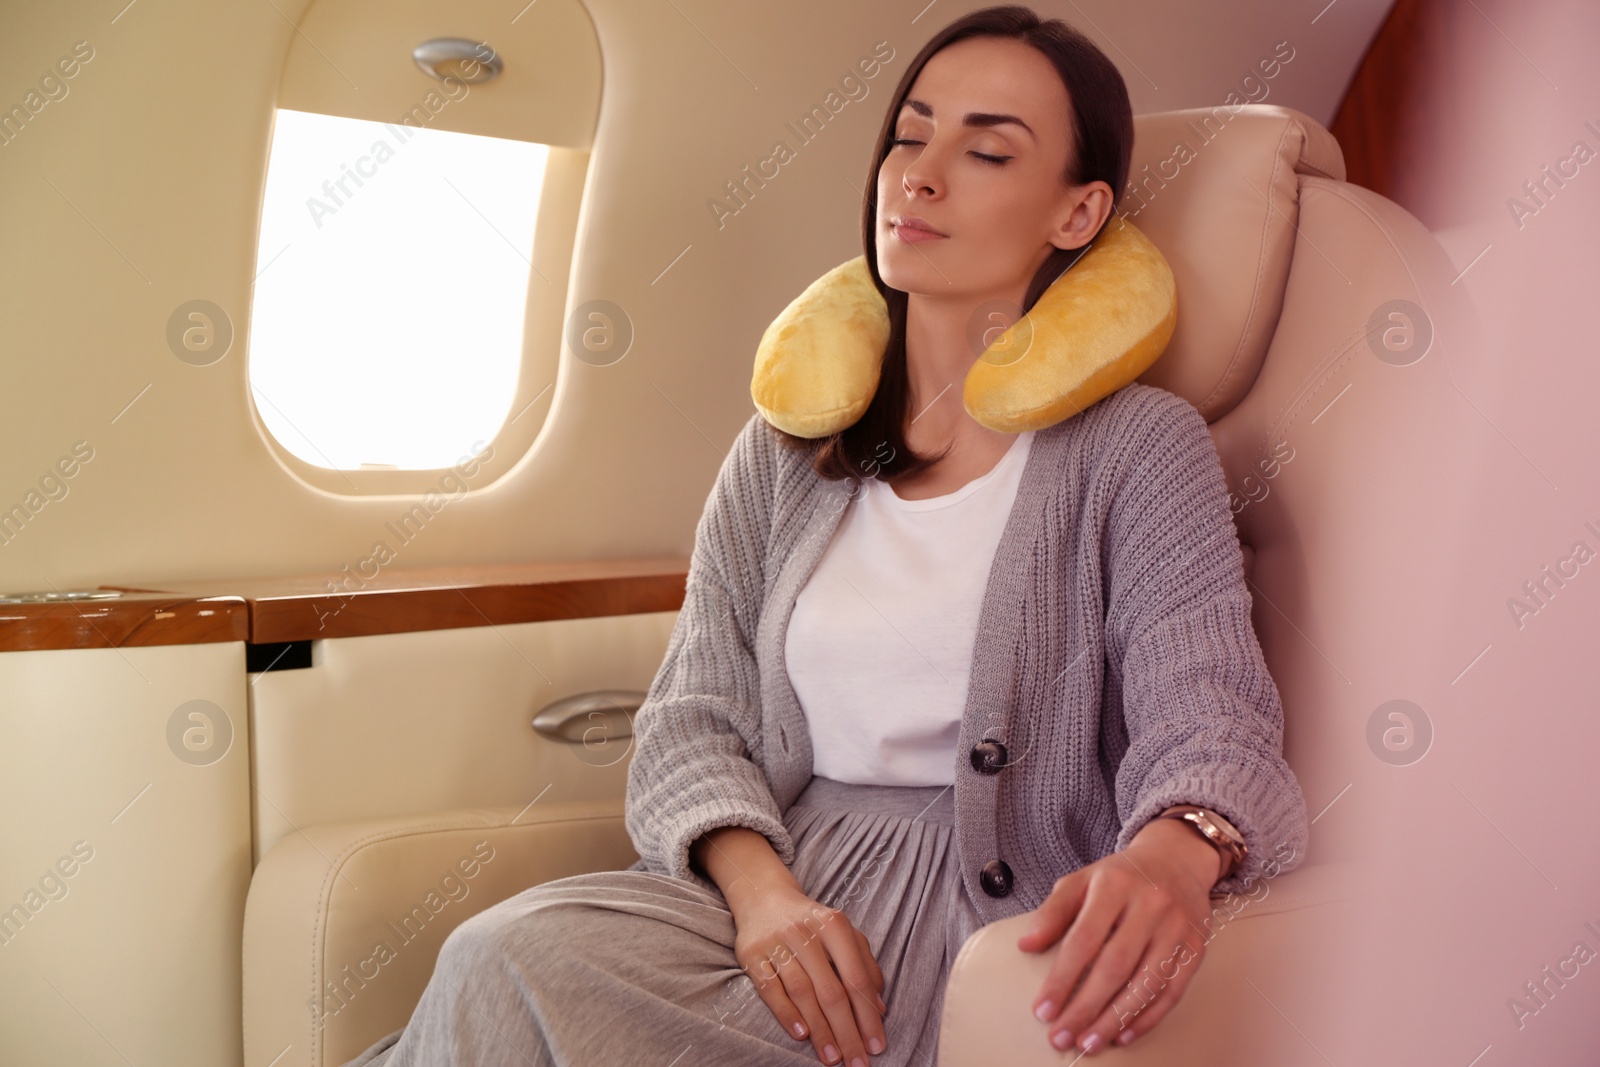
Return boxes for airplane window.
[249,107,548,470]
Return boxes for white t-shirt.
[785,430,1036,786]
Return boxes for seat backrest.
[1129,105,1348,420]
[1126,105,1483,865]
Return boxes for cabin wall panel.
[248,611,678,864]
[0,642,250,1066]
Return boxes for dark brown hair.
[773,5,1134,484]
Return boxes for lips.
[891,214,946,237]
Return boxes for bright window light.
[249,107,547,471]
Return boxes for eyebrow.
[900,98,1035,140]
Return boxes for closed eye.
[889,137,1011,166]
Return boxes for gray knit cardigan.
[624,382,1309,924]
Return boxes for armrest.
[938,860,1368,1065]
[242,799,638,1067]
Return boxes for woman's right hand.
[731,883,888,1066]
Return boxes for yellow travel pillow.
[750,214,1177,437]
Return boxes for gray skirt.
[340,775,988,1067]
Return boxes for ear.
[751,215,1176,438]
[1047,181,1116,253]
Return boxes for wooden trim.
[0,592,249,652]
[102,557,691,644]
[1329,0,1463,226]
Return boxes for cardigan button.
[979,858,1013,897]
[969,739,1009,775]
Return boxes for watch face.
[1196,807,1244,844]
[1162,807,1245,863]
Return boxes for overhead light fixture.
[412,37,503,84]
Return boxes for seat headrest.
[1125,105,1345,421]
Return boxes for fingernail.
[1050,1028,1073,1050]
[1118,1029,1137,1046]
[1079,1032,1102,1053]
[1033,999,1055,1021]
[823,1043,839,1063]
[851,1058,867,1067]
[792,1021,806,1038]
[868,1036,885,1053]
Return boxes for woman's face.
[876,36,1108,303]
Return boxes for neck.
[902,284,1026,439]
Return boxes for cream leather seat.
[244,103,1462,1065]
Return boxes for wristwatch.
[1157,805,1248,883]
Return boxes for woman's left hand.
[1015,815,1223,1055]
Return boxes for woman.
[344,6,1309,1065]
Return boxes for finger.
[1085,919,1206,1052]
[1016,870,1087,953]
[742,945,812,1044]
[794,913,877,1065]
[853,928,886,1006]
[774,944,843,1064]
[823,922,887,1055]
[789,912,874,1066]
[1048,890,1167,1053]
[1030,870,1122,1024]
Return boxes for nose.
[898,138,945,200]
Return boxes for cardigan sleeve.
[1101,390,1310,896]
[624,415,796,885]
